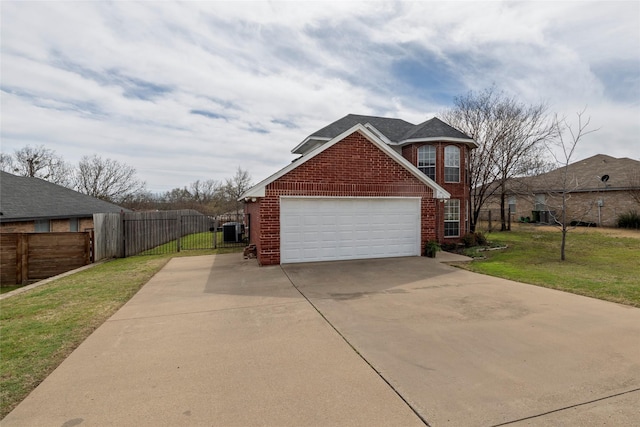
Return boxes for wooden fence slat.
[0,232,92,286]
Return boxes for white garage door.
[280,197,421,263]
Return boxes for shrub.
[424,240,441,258]
[462,233,477,247]
[462,231,487,247]
[474,231,488,246]
[617,210,640,229]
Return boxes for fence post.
[176,212,182,252]
[16,234,29,285]
[86,231,93,264]
[488,210,492,232]
[214,218,218,249]
[120,211,126,258]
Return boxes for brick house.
[241,114,477,265]
[485,154,640,227]
[0,171,126,232]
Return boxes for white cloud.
[2,0,638,193]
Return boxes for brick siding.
[254,131,438,265]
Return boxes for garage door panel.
[281,197,421,263]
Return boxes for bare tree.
[0,153,14,172]
[74,154,146,203]
[546,109,598,261]
[191,179,223,206]
[224,167,252,215]
[442,86,557,231]
[1,145,73,187]
[626,169,640,205]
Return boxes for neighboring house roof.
[0,171,127,222]
[292,114,477,155]
[241,123,451,200]
[507,154,640,194]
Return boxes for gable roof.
[0,171,127,222]
[241,124,451,200]
[508,154,640,194]
[292,114,476,155]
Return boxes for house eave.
[291,136,331,155]
[396,137,478,148]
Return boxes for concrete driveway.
[283,257,640,426]
[3,253,639,426]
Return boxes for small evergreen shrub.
[424,240,441,258]
[617,210,640,229]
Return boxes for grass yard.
[460,225,640,307]
[141,231,245,254]
[0,249,239,419]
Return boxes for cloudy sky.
[2,1,639,193]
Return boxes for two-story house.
[241,114,476,265]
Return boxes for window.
[34,219,51,232]
[70,218,79,232]
[444,146,460,183]
[417,145,436,180]
[508,196,516,214]
[535,194,546,211]
[444,199,460,237]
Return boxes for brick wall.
[256,131,437,265]
[538,191,638,227]
[402,141,471,238]
[1,221,34,233]
[1,217,96,233]
[487,190,639,227]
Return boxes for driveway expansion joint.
[490,387,640,426]
[280,265,432,427]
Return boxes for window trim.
[417,145,436,181]
[34,219,51,233]
[444,145,460,183]
[444,199,460,238]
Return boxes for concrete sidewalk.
[2,255,422,427]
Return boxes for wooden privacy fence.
[0,232,92,286]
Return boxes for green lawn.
[0,248,240,419]
[141,231,244,254]
[460,227,640,307]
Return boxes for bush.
[462,231,487,247]
[424,240,441,258]
[462,233,477,247]
[474,231,488,246]
[617,210,640,229]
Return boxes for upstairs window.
[444,146,460,183]
[417,145,436,180]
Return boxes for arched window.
[444,146,460,183]
[417,145,436,180]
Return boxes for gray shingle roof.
[524,154,640,192]
[310,114,416,142]
[502,154,640,194]
[401,117,472,141]
[0,171,127,222]
[309,114,473,143]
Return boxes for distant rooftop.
[1,171,127,222]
